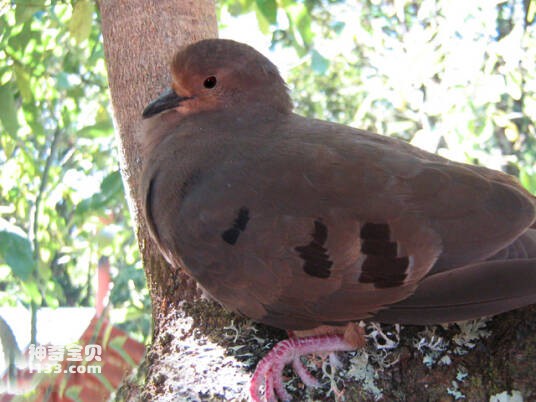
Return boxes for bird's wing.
[144,114,535,329]
[372,232,536,324]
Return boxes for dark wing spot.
[222,228,240,245]
[361,239,398,257]
[295,219,333,278]
[312,220,328,244]
[359,255,409,288]
[359,222,408,288]
[221,207,250,245]
[235,207,249,231]
[360,222,390,240]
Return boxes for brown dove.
[139,39,536,401]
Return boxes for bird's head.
[142,39,292,120]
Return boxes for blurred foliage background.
[0,0,535,353]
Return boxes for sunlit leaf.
[0,135,15,158]
[0,220,35,281]
[77,120,114,139]
[255,0,277,25]
[506,70,522,100]
[20,281,42,304]
[526,0,536,24]
[331,21,346,35]
[311,49,330,74]
[56,72,70,90]
[227,0,255,16]
[279,0,296,8]
[75,171,123,215]
[520,169,536,193]
[504,123,519,142]
[101,171,123,195]
[13,65,33,103]
[44,289,60,308]
[284,11,306,56]
[492,111,510,128]
[15,0,45,24]
[21,101,45,138]
[293,4,313,47]
[63,51,81,74]
[254,6,271,34]
[8,23,38,52]
[0,84,19,138]
[68,0,94,44]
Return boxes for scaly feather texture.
[139,39,536,401]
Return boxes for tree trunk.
[98,1,221,399]
[99,0,217,320]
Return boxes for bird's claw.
[249,334,355,401]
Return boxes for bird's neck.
[139,106,291,161]
[139,110,184,158]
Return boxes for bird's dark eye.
[203,76,217,89]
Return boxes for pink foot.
[249,334,355,402]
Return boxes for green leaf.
[284,11,306,56]
[8,23,38,51]
[63,51,81,74]
[506,71,522,101]
[64,385,82,402]
[293,4,313,47]
[527,0,536,24]
[228,0,255,17]
[21,101,44,138]
[15,0,45,24]
[331,21,346,35]
[75,171,123,215]
[68,0,94,44]
[520,169,536,194]
[255,0,277,24]
[20,280,42,304]
[0,134,16,158]
[56,72,70,90]
[77,120,113,139]
[311,49,330,74]
[254,6,271,35]
[101,170,123,195]
[0,220,35,281]
[93,370,115,392]
[0,84,19,137]
[109,336,138,367]
[13,65,33,103]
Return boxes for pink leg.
[292,358,320,387]
[264,371,276,402]
[249,334,355,402]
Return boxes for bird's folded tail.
[372,229,536,325]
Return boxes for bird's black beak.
[142,88,189,119]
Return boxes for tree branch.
[29,128,61,261]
